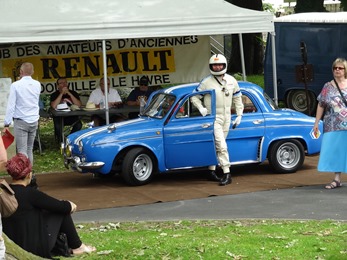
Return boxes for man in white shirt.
[87,77,124,126]
[3,62,41,164]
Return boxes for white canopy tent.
[0,0,277,122]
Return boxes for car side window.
[175,93,211,118]
[231,94,257,114]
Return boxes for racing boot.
[209,171,222,182]
[219,173,232,186]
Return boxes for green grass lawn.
[68,220,347,259]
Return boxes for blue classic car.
[64,82,323,186]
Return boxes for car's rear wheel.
[121,148,155,186]
[268,139,305,173]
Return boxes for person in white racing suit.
[191,54,244,185]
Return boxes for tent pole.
[271,32,278,106]
[238,34,246,81]
[102,40,109,124]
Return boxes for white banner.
[0,36,210,94]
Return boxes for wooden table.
[50,106,139,143]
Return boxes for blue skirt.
[318,131,347,173]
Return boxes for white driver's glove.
[199,107,208,117]
[233,115,242,126]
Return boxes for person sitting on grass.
[1,153,96,258]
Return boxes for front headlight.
[78,140,83,153]
[65,144,72,157]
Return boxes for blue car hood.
[67,117,163,145]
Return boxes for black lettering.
[137,38,146,48]
[121,51,138,72]
[54,45,66,55]
[160,74,170,84]
[111,77,127,87]
[74,81,91,91]
[46,45,54,55]
[166,38,174,46]
[118,39,127,49]
[0,48,10,59]
[155,50,171,71]
[82,56,101,77]
[88,80,97,91]
[158,38,166,47]
[141,51,157,72]
[63,57,81,78]
[191,35,198,43]
[119,77,127,87]
[107,54,121,73]
[41,58,60,79]
[66,45,75,54]
[33,45,41,55]
[129,39,137,48]
[105,41,112,51]
[131,76,140,86]
[111,78,118,88]
[16,47,25,57]
[41,83,56,94]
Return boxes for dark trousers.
[53,116,82,142]
[45,212,82,252]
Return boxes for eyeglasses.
[333,66,345,71]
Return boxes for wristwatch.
[4,124,10,127]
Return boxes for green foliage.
[262,2,276,13]
[33,118,69,174]
[247,74,264,89]
[341,0,347,10]
[68,220,347,259]
[295,0,327,13]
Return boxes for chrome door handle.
[253,120,263,125]
[201,123,212,128]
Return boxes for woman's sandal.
[72,244,96,255]
[325,180,342,189]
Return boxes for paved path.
[73,184,347,223]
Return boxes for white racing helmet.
[209,54,227,76]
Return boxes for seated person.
[50,77,82,142]
[2,153,96,258]
[126,76,153,119]
[87,77,125,126]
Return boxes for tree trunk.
[226,0,264,75]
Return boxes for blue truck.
[264,12,347,115]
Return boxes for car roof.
[154,81,264,98]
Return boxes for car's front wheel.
[121,148,156,186]
[268,140,305,173]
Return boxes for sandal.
[325,180,342,189]
[72,244,96,255]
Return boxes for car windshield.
[142,93,176,118]
[264,92,279,110]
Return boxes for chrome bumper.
[64,156,105,172]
